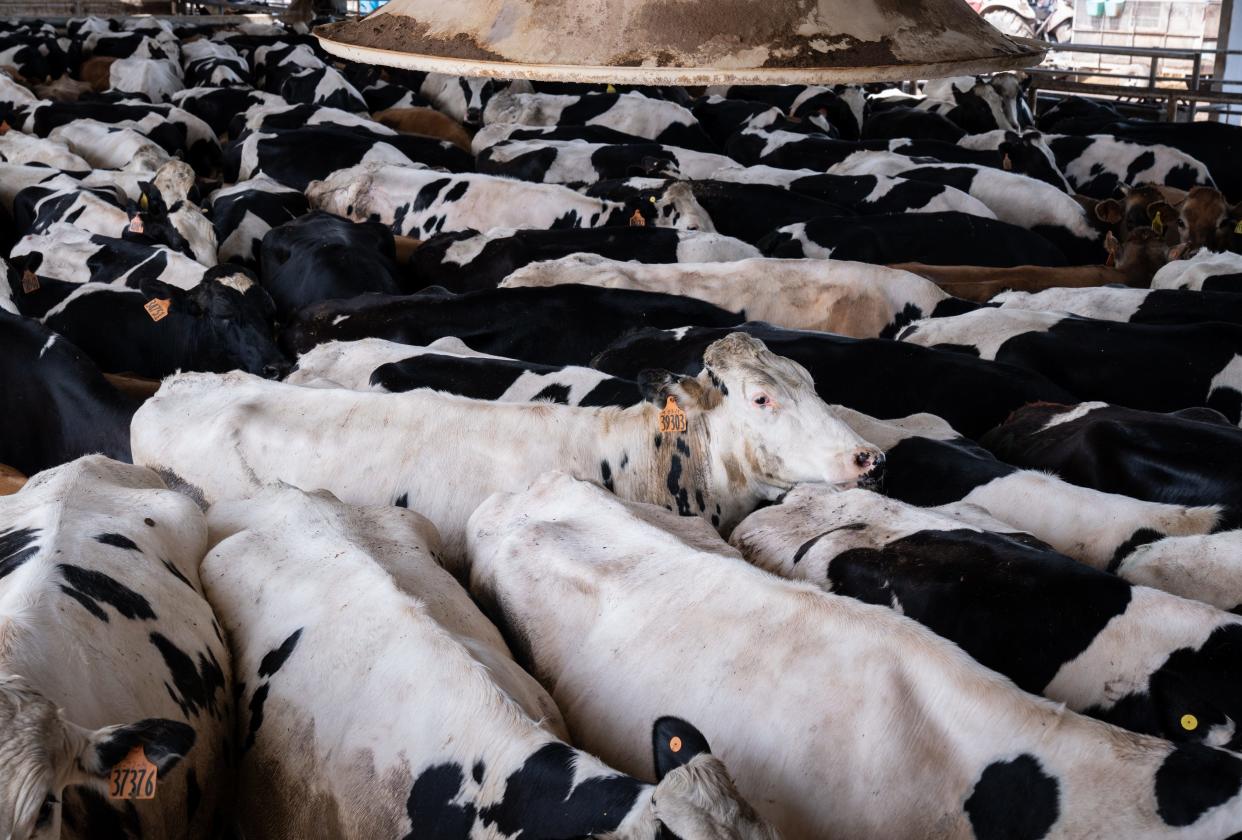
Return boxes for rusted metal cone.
[315,0,1046,85]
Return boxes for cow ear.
[75,718,196,779]
[1095,199,1123,225]
[637,369,679,405]
[652,717,712,781]
[137,276,182,304]
[1147,201,1177,223]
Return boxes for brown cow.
[34,74,92,102]
[1087,183,1183,247]
[0,464,26,496]
[1176,186,1242,254]
[372,107,472,152]
[79,55,118,92]
[892,228,1169,303]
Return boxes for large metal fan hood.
[315,0,1046,86]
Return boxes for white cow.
[500,255,955,338]
[0,456,231,840]
[48,118,171,173]
[467,471,1242,840]
[131,333,884,562]
[1118,530,1242,612]
[202,485,777,839]
[108,57,184,103]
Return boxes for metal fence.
[1027,40,1242,120]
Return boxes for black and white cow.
[206,175,308,268]
[702,84,868,139]
[482,90,717,152]
[1117,530,1242,613]
[992,285,1242,328]
[202,485,776,839]
[408,226,760,293]
[0,455,231,839]
[467,471,1242,840]
[40,266,289,380]
[258,211,403,319]
[307,162,714,238]
[47,118,171,173]
[0,309,135,474]
[169,87,285,138]
[918,74,1033,133]
[0,128,90,170]
[1151,249,1242,293]
[1044,134,1215,199]
[500,254,965,338]
[760,211,1069,266]
[225,125,473,191]
[108,56,183,103]
[732,484,1242,747]
[476,138,738,184]
[133,333,884,559]
[897,309,1242,423]
[179,38,250,89]
[280,285,743,365]
[23,101,218,171]
[982,401,1242,529]
[829,153,1105,263]
[592,322,1075,439]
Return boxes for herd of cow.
[3,10,1242,840]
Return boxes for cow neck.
[590,403,741,536]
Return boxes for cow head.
[1176,186,1242,255]
[1105,227,1170,286]
[124,183,194,259]
[625,182,715,232]
[998,130,1071,192]
[0,675,194,840]
[639,333,883,499]
[137,266,291,378]
[1092,184,1182,245]
[649,716,778,840]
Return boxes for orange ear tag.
[0,120,9,134]
[144,298,171,322]
[669,736,683,753]
[628,208,646,227]
[658,396,687,434]
[108,746,158,801]
[128,216,145,234]
[21,269,38,293]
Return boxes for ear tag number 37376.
[109,746,157,801]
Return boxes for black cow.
[44,266,290,379]
[281,285,745,366]
[983,402,1242,528]
[0,309,135,474]
[409,226,757,293]
[760,212,1069,267]
[591,322,1074,437]
[862,108,966,143]
[260,211,403,319]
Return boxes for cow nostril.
[855,449,885,471]
[262,363,288,380]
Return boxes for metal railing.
[1026,40,1242,121]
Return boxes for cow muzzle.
[853,448,886,489]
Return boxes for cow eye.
[1178,218,1187,227]
[35,794,57,828]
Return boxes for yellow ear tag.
[144,298,171,322]
[648,195,657,204]
[605,84,616,94]
[21,269,38,293]
[1152,212,1164,235]
[138,193,148,211]
[669,736,682,753]
[108,746,158,801]
[1234,220,1242,235]
[628,209,646,227]
[659,396,687,434]
[1181,714,1199,731]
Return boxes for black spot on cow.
[259,628,304,678]
[674,437,690,456]
[1156,742,1242,826]
[58,564,156,622]
[965,754,1060,840]
[551,209,583,229]
[932,342,983,357]
[653,433,663,449]
[244,683,270,752]
[94,532,139,551]
[707,369,728,395]
[600,460,615,492]
[67,786,142,840]
[620,452,630,469]
[479,743,644,837]
[144,518,155,527]
[395,493,409,509]
[1164,163,1201,191]
[1123,151,1157,184]
[711,513,720,527]
[666,455,692,516]
[1107,527,1164,573]
[879,303,924,339]
[0,527,39,581]
[413,179,451,212]
[793,522,868,565]
[161,558,196,592]
[150,632,226,719]
[533,383,571,404]
[1209,387,1242,426]
[444,181,469,203]
[403,763,477,840]
[472,760,485,784]
[695,489,706,512]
